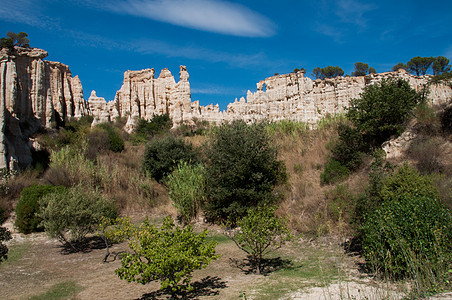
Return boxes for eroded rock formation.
[0,47,87,169]
[1,46,452,170]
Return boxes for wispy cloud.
[100,0,275,37]
[0,0,57,28]
[133,38,268,67]
[335,0,377,27]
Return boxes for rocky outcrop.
[2,46,452,170]
[0,47,88,169]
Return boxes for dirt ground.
[0,219,427,300]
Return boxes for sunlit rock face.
[0,47,88,169]
[2,46,452,170]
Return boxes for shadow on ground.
[229,256,297,276]
[139,276,228,299]
[58,236,109,254]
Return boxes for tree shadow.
[139,276,228,299]
[342,236,370,275]
[58,236,109,255]
[229,256,297,276]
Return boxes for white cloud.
[102,0,275,37]
[0,0,57,28]
[335,0,377,27]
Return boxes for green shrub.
[96,123,124,153]
[131,114,172,143]
[166,162,206,224]
[143,135,199,182]
[106,216,218,292]
[361,194,451,282]
[320,158,350,185]
[360,164,450,285]
[204,121,287,223]
[227,206,292,274]
[0,226,12,263]
[38,185,117,249]
[15,185,65,234]
[347,78,421,147]
[331,123,365,171]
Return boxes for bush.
[15,185,65,234]
[106,216,218,293]
[361,194,451,282]
[96,123,124,153]
[38,185,117,249]
[320,158,350,185]
[143,135,199,182]
[440,105,452,134]
[131,114,172,143]
[227,206,292,274]
[360,164,450,285]
[204,121,287,223]
[0,226,11,263]
[166,162,206,224]
[347,78,421,147]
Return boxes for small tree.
[347,78,421,147]
[392,62,407,72]
[0,31,30,50]
[227,206,292,275]
[107,216,218,293]
[38,185,117,249]
[204,120,286,223]
[166,162,206,224]
[351,62,369,76]
[0,226,12,263]
[368,67,377,74]
[143,135,199,182]
[407,56,434,76]
[432,56,450,75]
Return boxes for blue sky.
[1,0,451,109]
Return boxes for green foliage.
[38,185,117,248]
[360,164,451,283]
[204,120,287,223]
[432,56,450,75]
[0,31,30,49]
[29,281,83,300]
[347,78,421,147]
[228,206,292,275]
[131,114,172,143]
[95,123,124,153]
[368,67,376,74]
[107,216,218,292]
[0,226,12,263]
[361,193,451,281]
[351,62,369,76]
[407,56,434,76]
[312,66,344,79]
[166,162,206,224]
[265,120,309,137]
[15,185,65,234]
[320,158,350,185]
[330,123,365,171]
[325,184,356,223]
[143,135,199,182]
[392,62,407,72]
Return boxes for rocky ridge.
[1,47,452,169]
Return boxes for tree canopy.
[312,66,344,80]
[407,56,434,76]
[351,62,369,76]
[0,31,30,49]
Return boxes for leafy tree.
[312,67,322,79]
[131,114,172,144]
[347,78,421,147]
[392,62,407,72]
[166,162,206,225]
[0,31,30,49]
[0,226,12,263]
[143,135,200,182]
[106,216,218,293]
[15,184,66,234]
[407,56,434,76]
[360,164,451,281]
[432,56,450,75]
[227,206,292,275]
[38,185,117,250]
[351,62,369,76]
[331,124,365,170]
[204,121,286,223]
[368,67,376,74]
